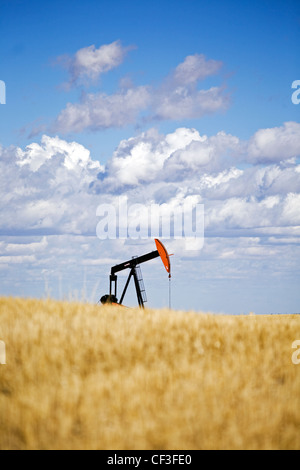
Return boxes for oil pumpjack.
[100,239,171,308]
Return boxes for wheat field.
[0,297,299,450]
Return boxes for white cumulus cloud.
[247,121,300,164]
[57,40,132,88]
[172,54,223,85]
[53,86,151,133]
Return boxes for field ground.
[0,297,299,450]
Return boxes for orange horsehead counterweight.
[100,239,173,308]
[155,238,172,279]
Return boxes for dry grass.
[0,297,299,450]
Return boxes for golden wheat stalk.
[0,297,299,450]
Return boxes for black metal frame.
[109,250,160,308]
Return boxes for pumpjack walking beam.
[110,250,160,277]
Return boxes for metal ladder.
[135,265,147,304]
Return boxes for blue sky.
[0,0,300,313]
[1,0,299,150]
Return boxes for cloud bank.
[1,121,299,310]
[52,48,229,133]
[1,122,300,237]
